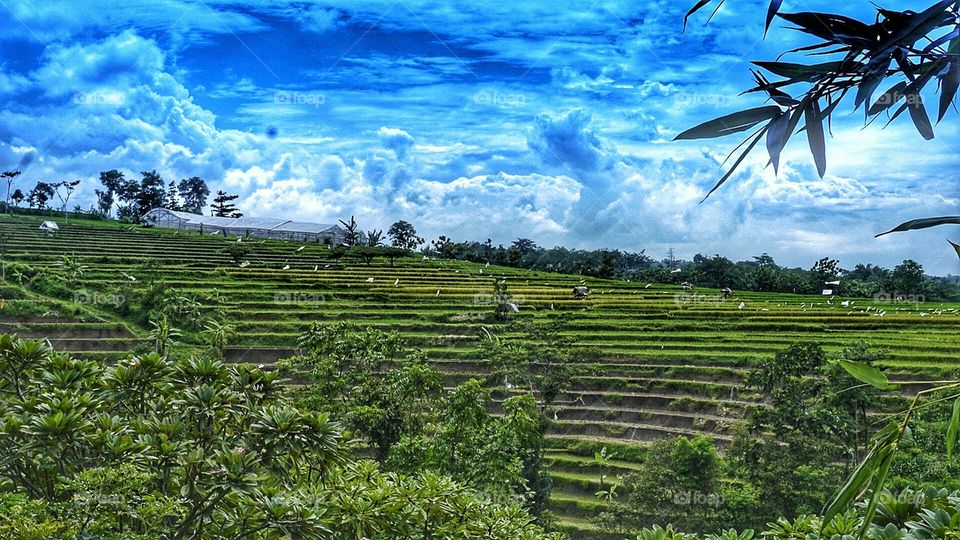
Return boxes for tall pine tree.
[211,190,242,218]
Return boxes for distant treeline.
[422,237,960,301]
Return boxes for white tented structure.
[39,221,59,233]
[142,208,347,245]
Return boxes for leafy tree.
[210,190,242,218]
[693,254,738,289]
[810,257,842,291]
[27,182,54,210]
[679,0,960,254]
[135,170,165,217]
[0,335,561,539]
[364,228,384,246]
[389,381,553,518]
[96,170,125,217]
[338,215,361,246]
[223,243,250,264]
[10,188,24,208]
[164,180,181,211]
[177,176,209,214]
[2,170,21,213]
[888,259,926,294]
[281,322,439,461]
[52,180,81,220]
[482,314,589,413]
[598,436,760,535]
[388,220,424,250]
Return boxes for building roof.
[144,208,342,235]
[232,216,290,230]
[272,221,341,234]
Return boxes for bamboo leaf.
[701,129,765,201]
[675,106,781,140]
[822,440,887,526]
[753,60,851,82]
[764,0,784,36]
[765,110,792,174]
[805,100,827,177]
[683,0,714,31]
[875,216,960,237]
[950,239,960,259]
[948,397,960,459]
[907,94,935,140]
[868,82,908,116]
[838,360,895,390]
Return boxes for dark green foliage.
[388,220,424,250]
[0,335,560,539]
[177,177,209,214]
[210,190,241,218]
[483,314,590,412]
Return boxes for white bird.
[296,246,305,252]
[422,256,429,261]
[550,303,555,310]
[236,237,242,243]
[670,268,681,273]
[436,290,441,297]
[645,283,652,288]
[324,264,330,268]
[738,302,745,310]
[841,300,850,307]
[313,265,318,272]
[366,277,374,283]
[479,269,484,274]
[394,279,399,286]
[239,262,250,268]
[507,303,519,312]
[282,265,290,270]
[121,271,137,282]
[485,262,490,267]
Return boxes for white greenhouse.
[142,208,347,245]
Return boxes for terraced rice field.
[1,214,958,537]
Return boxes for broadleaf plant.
[680,1,960,257]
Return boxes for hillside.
[1,213,958,538]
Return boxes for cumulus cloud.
[528,109,615,172]
[0,1,956,274]
[378,127,415,161]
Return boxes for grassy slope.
[1,213,958,537]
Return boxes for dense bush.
[0,335,562,539]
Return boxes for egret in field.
[394,279,399,286]
[282,265,290,270]
[422,256,429,261]
[841,300,850,307]
[296,246,305,252]
[366,277,374,283]
[239,262,250,268]
[237,237,242,243]
[738,302,745,310]
[436,289,441,297]
[324,264,330,268]
[313,265,318,272]
[645,283,652,288]
[485,262,490,267]
[121,271,136,282]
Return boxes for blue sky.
[0,0,957,274]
